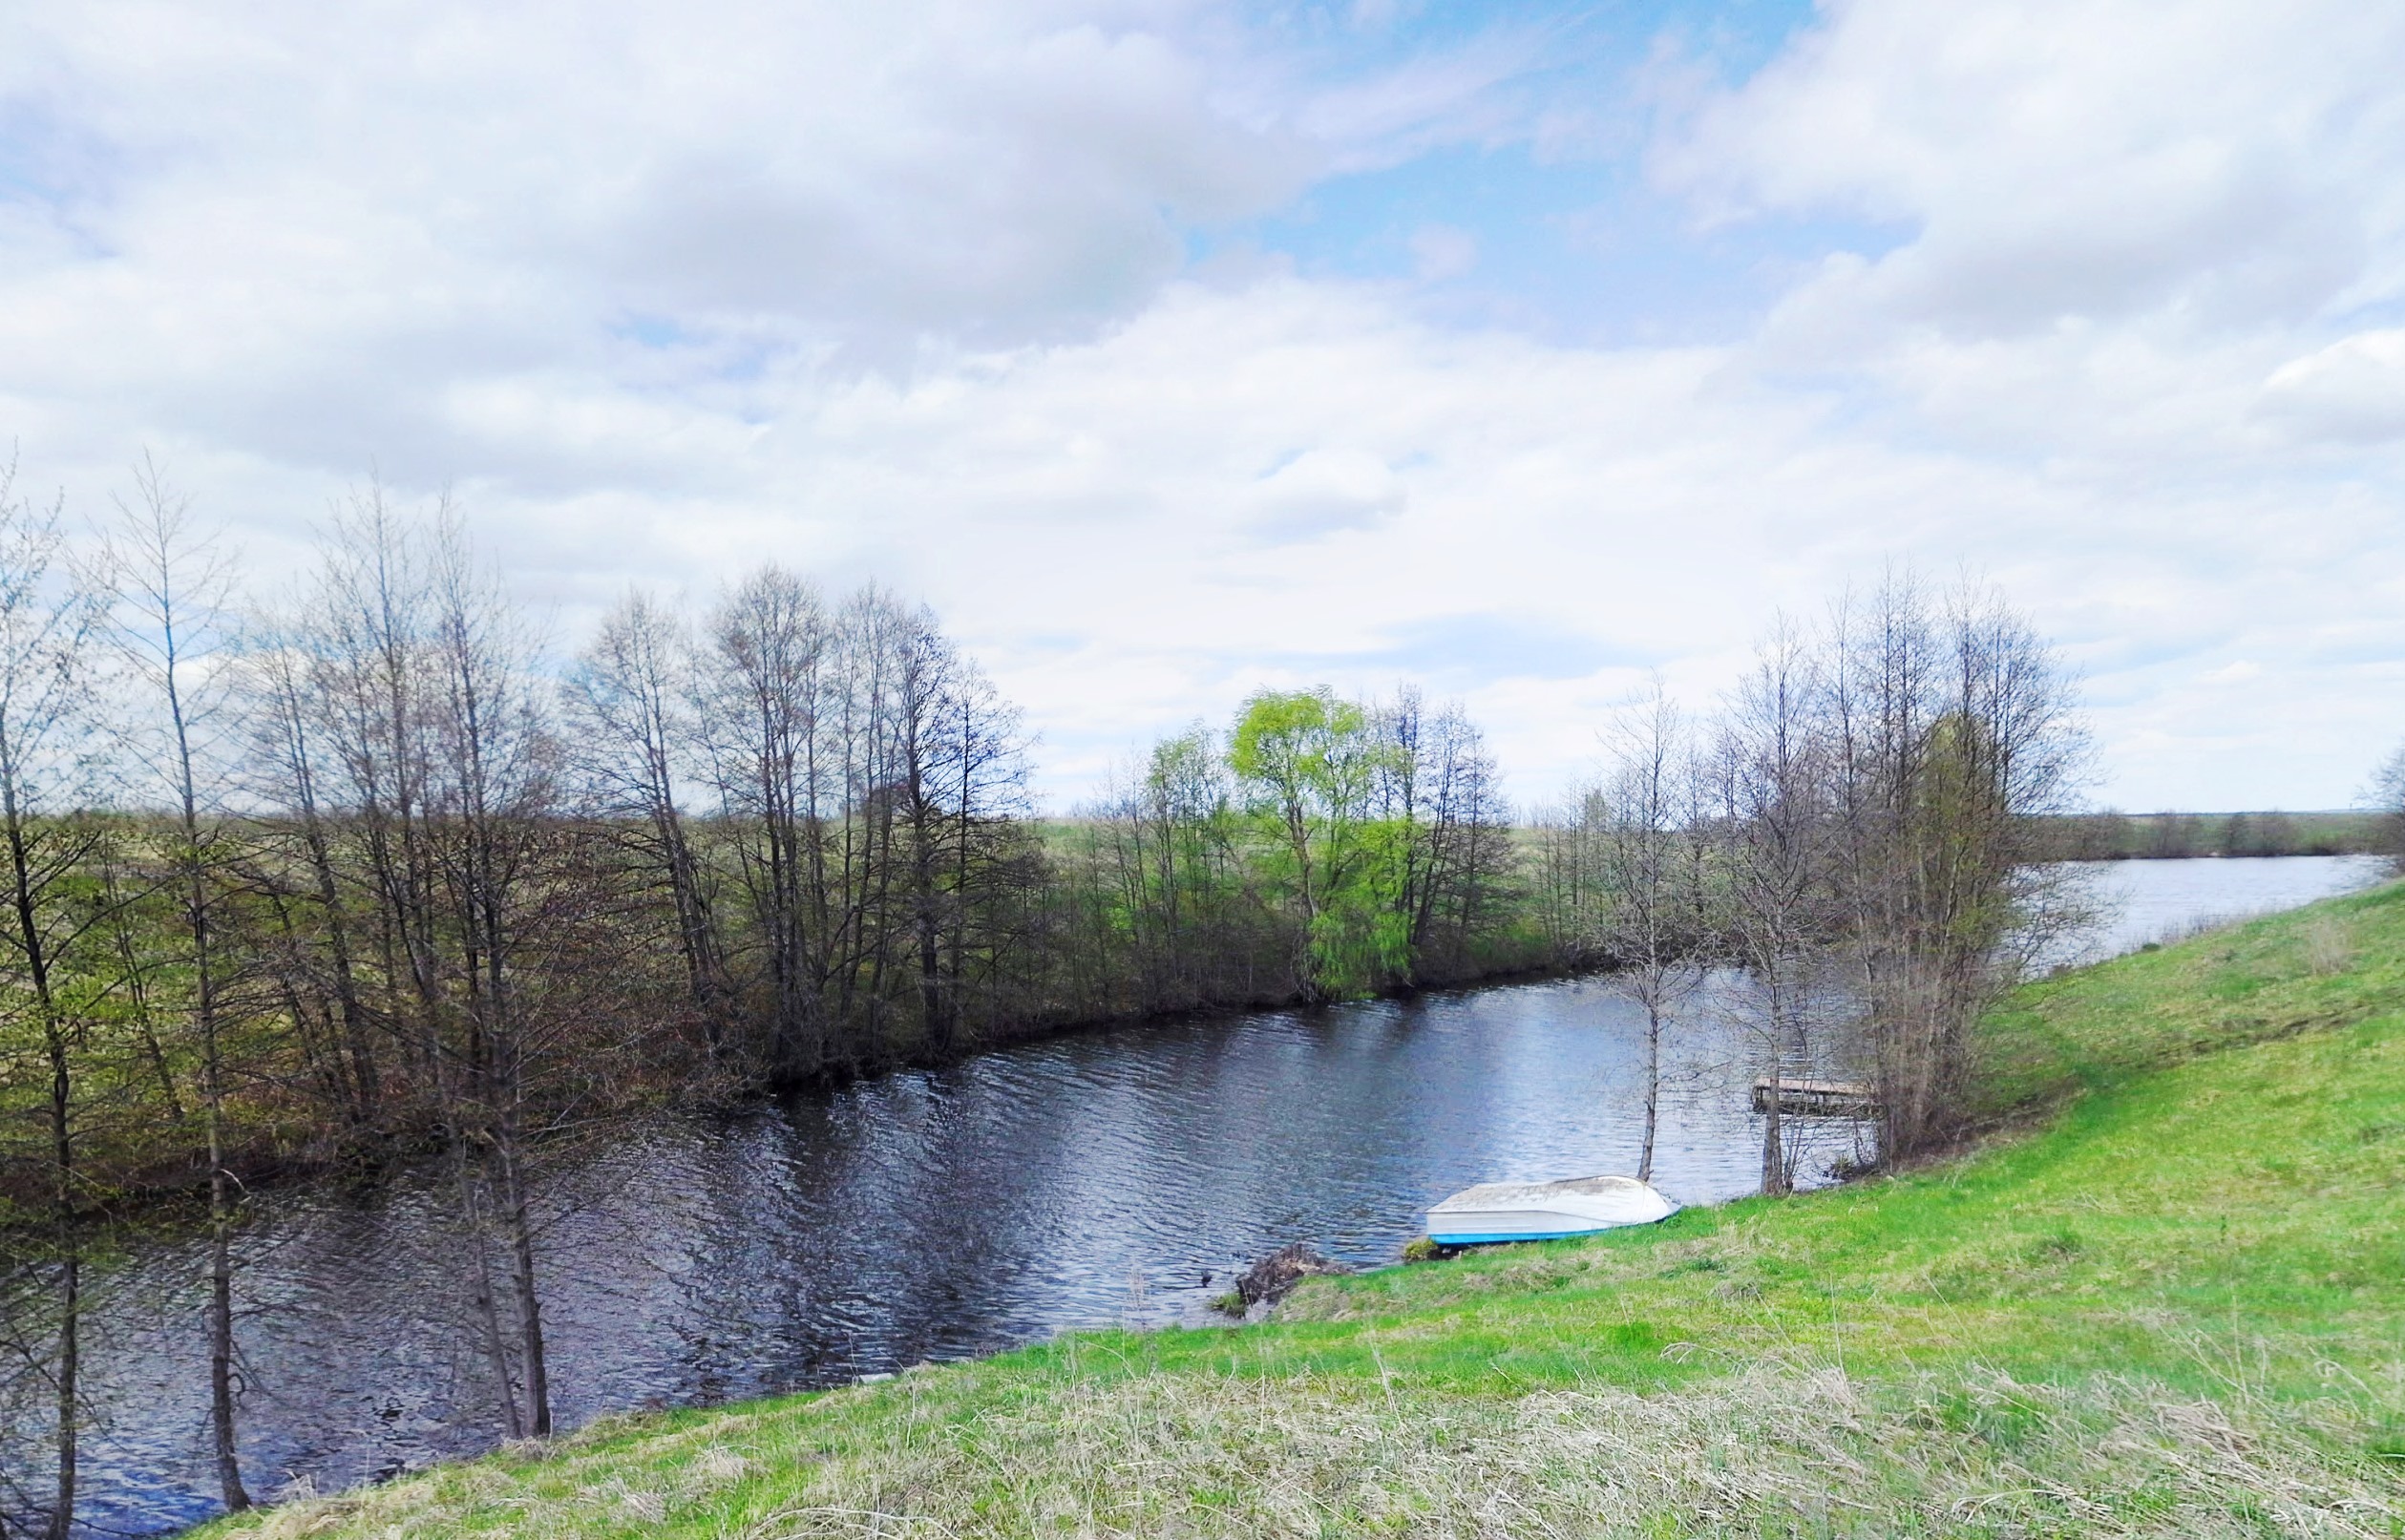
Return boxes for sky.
[2,0,2401,812]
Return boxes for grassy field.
[206,881,2405,1538]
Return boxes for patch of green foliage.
[200,885,2405,1537]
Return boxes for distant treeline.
[2033,810,2383,861]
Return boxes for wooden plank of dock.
[1752,1078,1880,1116]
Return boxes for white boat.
[1425,1174,1678,1245]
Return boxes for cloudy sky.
[3,0,2400,812]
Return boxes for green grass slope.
[213,883,2405,1538]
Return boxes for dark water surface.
[11,855,2384,1534]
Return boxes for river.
[6,854,2385,1534]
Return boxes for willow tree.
[1227,688,1395,999]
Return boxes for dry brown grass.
[2304,916,2356,977]
[237,1358,2398,1539]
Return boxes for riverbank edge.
[6,945,1580,1228]
[45,849,2389,1223]
[184,878,2405,1537]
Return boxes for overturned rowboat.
[1425,1174,1678,1246]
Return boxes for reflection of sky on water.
[2060,854,2386,962]
[7,855,2381,1536]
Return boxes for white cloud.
[2257,328,2405,444]
[1,0,2400,815]
[1656,0,2405,339]
[318,271,2391,812]
[0,2,1312,463]
[1244,447,1409,541]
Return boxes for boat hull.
[1425,1174,1677,1245]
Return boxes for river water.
[7,854,2385,1534]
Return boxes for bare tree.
[1081,726,1248,1014]
[105,455,252,1510]
[928,636,1034,1049]
[1374,690,1514,984]
[252,493,586,1443]
[566,592,729,1059]
[236,611,381,1129]
[1713,621,1827,1196]
[1529,791,1607,967]
[2370,743,2405,873]
[307,486,446,1087]
[423,516,564,1438]
[1820,575,2087,1160]
[698,567,831,1081]
[0,461,109,1540]
[1596,683,1710,1185]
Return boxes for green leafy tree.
[1227,689,1402,999]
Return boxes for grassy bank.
[206,883,2405,1538]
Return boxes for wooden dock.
[1752,1078,1880,1117]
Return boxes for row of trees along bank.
[1530,588,2089,1192]
[2036,808,2384,860]
[0,460,2084,1538]
[0,467,1537,1535]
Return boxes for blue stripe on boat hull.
[1428,1229,1609,1245]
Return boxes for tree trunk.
[495,1131,551,1437]
[197,890,250,1510]
[1637,996,1662,1184]
[179,812,252,1510]
[1760,972,1792,1198]
[304,817,379,1125]
[11,803,77,1540]
[206,1151,249,1509]
[44,1019,77,1540]
[459,1150,524,1441]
